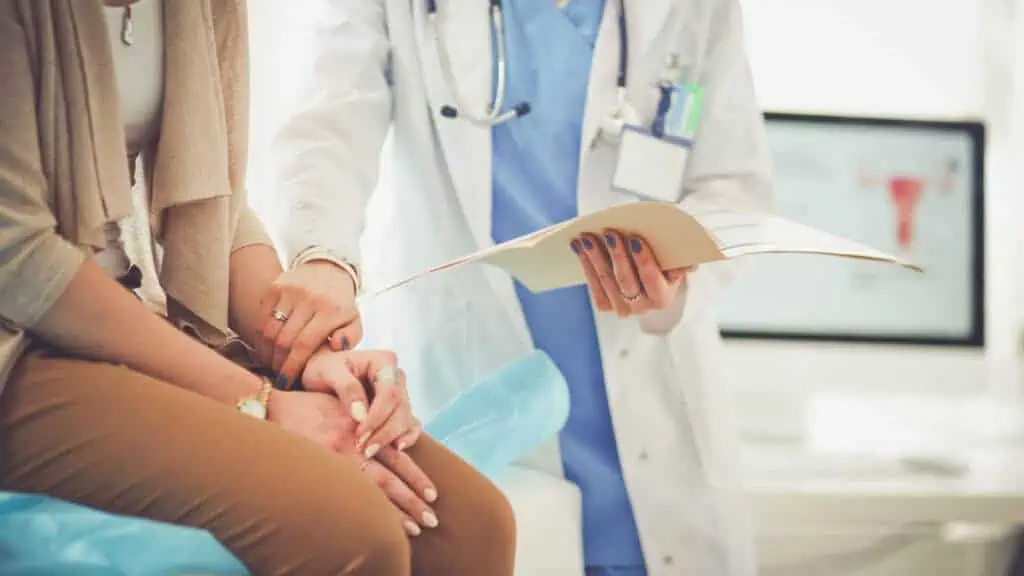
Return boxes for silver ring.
[621,291,644,304]
[375,365,398,384]
[270,309,289,322]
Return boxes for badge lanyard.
[610,83,702,203]
[609,20,704,206]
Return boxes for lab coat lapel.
[578,0,683,161]
[577,0,620,158]
[413,1,494,251]
[636,0,692,72]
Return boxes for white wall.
[728,0,1024,443]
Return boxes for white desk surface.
[744,446,1024,526]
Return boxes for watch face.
[238,398,267,420]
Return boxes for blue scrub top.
[489,0,646,572]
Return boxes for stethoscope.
[425,0,630,129]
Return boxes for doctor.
[266,0,772,574]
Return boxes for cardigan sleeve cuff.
[0,233,86,329]
[231,205,275,253]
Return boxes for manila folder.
[366,202,920,298]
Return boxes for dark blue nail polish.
[582,237,594,249]
[570,241,580,254]
[274,375,289,390]
[340,336,350,351]
[604,233,616,248]
[630,238,643,253]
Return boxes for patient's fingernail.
[582,237,594,249]
[274,376,288,390]
[421,511,439,528]
[630,238,643,253]
[403,520,422,536]
[340,336,350,351]
[570,240,580,254]
[424,488,438,503]
[350,402,368,422]
[604,233,616,248]
[364,443,380,459]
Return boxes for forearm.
[32,259,262,405]
[228,243,284,347]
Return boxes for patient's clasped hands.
[268,348,435,537]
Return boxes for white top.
[96,0,165,279]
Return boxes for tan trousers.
[0,355,516,576]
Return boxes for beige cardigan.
[0,0,273,389]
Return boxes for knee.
[295,495,411,576]
[239,480,411,576]
[337,514,412,576]
[439,472,517,569]
[475,482,517,564]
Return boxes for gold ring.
[271,309,289,322]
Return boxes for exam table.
[496,466,585,576]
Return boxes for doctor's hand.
[256,261,363,388]
[571,230,697,317]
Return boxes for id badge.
[611,82,701,203]
[611,126,693,203]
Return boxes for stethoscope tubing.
[427,0,628,127]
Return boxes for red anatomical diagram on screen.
[887,176,923,249]
[859,159,958,251]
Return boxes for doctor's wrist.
[638,280,689,334]
[290,246,362,295]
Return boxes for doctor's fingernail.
[582,237,594,249]
[364,443,381,459]
[604,233,616,248]
[350,401,368,422]
[630,238,643,253]
[424,488,438,503]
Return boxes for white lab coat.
[266,0,773,574]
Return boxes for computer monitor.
[717,113,985,347]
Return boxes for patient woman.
[0,1,514,574]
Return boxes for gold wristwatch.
[237,377,273,420]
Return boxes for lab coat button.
[619,348,629,358]
[662,555,674,566]
[638,450,649,461]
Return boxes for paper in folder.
[362,202,921,299]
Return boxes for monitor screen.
[716,113,985,346]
